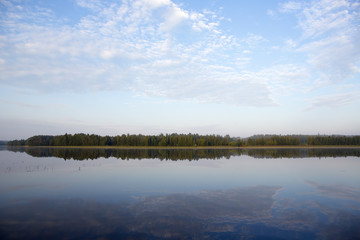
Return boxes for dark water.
[1,147,360,240]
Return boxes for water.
[1,146,360,239]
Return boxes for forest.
[7,133,360,147]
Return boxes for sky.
[0,0,360,140]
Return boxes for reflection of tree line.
[7,147,360,160]
[8,147,242,161]
[247,148,360,158]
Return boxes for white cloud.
[284,39,297,49]
[304,92,360,111]
[100,49,116,59]
[300,34,360,83]
[242,33,266,47]
[3,0,358,109]
[276,0,360,111]
[260,64,310,91]
[267,9,275,17]
[280,0,360,84]
[0,0,274,106]
[142,0,171,9]
[76,0,104,11]
[159,4,189,31]
[299,0,353,39]
[190,12,219,32]
[279,1,303,13]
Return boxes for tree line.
[7,133,235,147]
[7,133,360,147]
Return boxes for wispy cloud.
[0,0,359,109]
[281,0,360,84]
[258,64,310,95]
[278,0,360,109]
[298,0,354,39]
[304,91,360,111]
[279,1,303,13]
[0,0,274,106]
[306,180,360,201]
[0,98,42,109]
[76,0,104,11]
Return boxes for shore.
[9,145,360,149]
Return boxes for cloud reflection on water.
[1,184,359,239]
[306,180,360,202]
[1,148,360,239]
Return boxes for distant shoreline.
[8,134,360,148]
[8,145,360,149]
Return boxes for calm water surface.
[1,147,360,239]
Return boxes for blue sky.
[1,0,360,140]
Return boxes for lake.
[1,146,360,240]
